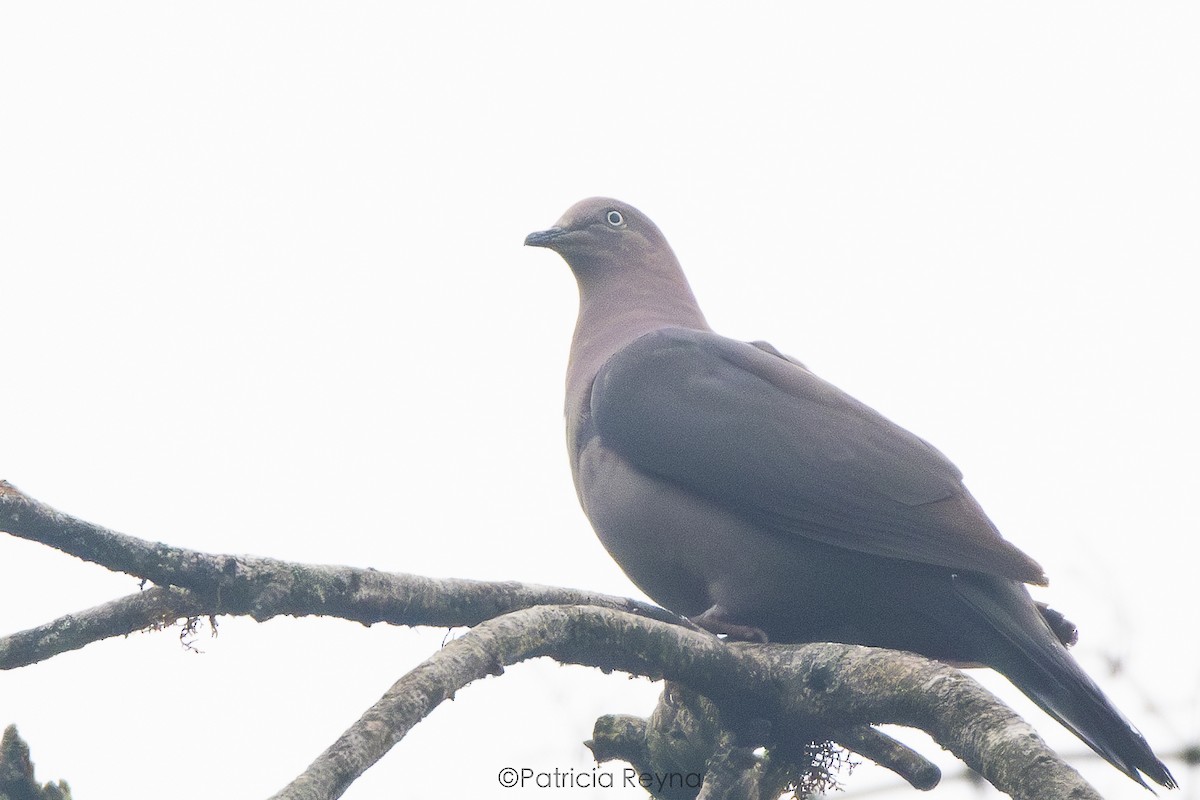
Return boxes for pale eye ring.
[606,210,624,226]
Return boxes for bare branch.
[832,726,939,791]
[0,586,205,669]
[1,481,693,667]
[2,482,1107,799]
[269,605,1101,800]
[0,725,71,800]
[588,715,655,775]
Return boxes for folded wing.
[590,327,1046,585]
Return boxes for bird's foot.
[691,607,770,643]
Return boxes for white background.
[1,4,1196,799]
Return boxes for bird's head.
[524,197,670,278]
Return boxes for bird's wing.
[590,327,1047,584]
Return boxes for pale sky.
[1,4,1197,799]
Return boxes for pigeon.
[525,196,1175,789]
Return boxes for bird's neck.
[565,255,710,420]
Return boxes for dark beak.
[524,227,565,248]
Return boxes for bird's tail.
[952,574,1176,790]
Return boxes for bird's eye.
[606,210,624,227]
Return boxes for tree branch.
[0,586,205,669]
[833,725,939,791]
[3,482,1105,800]
[1,480,693,666]
[269,604,1101,800]
[0,725,71,800]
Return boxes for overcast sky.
[2,4,1197,799]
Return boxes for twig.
[0,586,204,669]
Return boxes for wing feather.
[590,328,1046,584]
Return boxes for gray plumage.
[525,197,1175,789]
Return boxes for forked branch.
[1,481,1100,800]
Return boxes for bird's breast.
[573,432,830,621]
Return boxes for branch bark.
[0,479,693,668]
[2,481,1103,800]
[0,725,71,800]
[267,605,1100,800]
